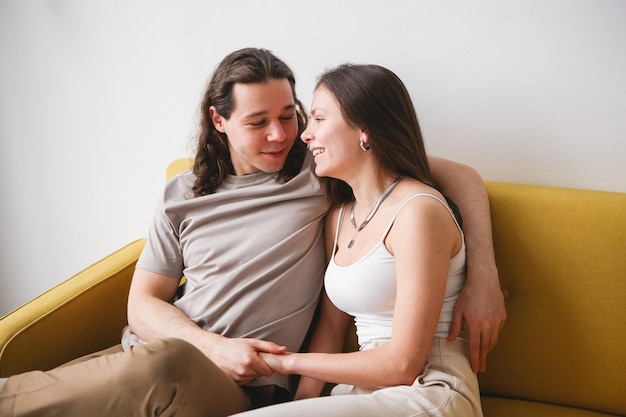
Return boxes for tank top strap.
[331,204,347,262]
[380,193,464,243]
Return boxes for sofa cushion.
[481,396,615,417]
[478,183,626,416]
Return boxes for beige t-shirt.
[122,154,329,389]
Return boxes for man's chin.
[258,159,287,174]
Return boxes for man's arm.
[428,156,507,373]
[126,269,286,385]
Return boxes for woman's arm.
[290,293,352,399]
[427,156,507,372]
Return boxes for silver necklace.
[348,176,403,249]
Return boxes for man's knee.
[137,338,208,383]
[130,338,250,416]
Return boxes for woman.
[234,64,483,416]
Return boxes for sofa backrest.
[479,182,626,416]
[167,158,193,180]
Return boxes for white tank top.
[324,194,466,349]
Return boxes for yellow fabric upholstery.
[1,161,624,417]
[0,160,192,377]
[166,158,193,180]
[480,397,614,417]
[0,239,145,376]
[475,182,626,416]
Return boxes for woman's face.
[301,86,363,179]
[210,78,299,176]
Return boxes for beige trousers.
[234,337,483,417]
[0,338,252,417]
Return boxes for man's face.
[210,78,299,176]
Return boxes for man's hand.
[448,271,507,373]
[205,337,287,386]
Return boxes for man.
[0,48,505,417]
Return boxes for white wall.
[1,0,624,316]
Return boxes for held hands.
[448,269,507,373]
[261,352,326,400]
[207,336,286,386]
[258,351,292,376]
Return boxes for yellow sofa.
[1,160,625,417]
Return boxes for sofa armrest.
[0,239,146,377]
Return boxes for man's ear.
[209,106,226,133]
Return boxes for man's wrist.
[465,260,499,285]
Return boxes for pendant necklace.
[348,176,403,249]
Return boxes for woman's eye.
[249,120,266,127]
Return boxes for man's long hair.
[192,48,308,197]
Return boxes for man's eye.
[280,114,295,121]
[249,120,266,127]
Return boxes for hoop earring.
[359,139,370,151]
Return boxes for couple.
[0,48,505,417]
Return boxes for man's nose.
[267,120,287,142]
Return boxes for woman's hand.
[207,337,287,385]
[259,351,293,375]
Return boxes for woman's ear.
[209,106,226,133]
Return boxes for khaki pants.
[234,337,483,417]
[0,338,252,417]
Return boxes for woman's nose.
[301,126,312,143]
